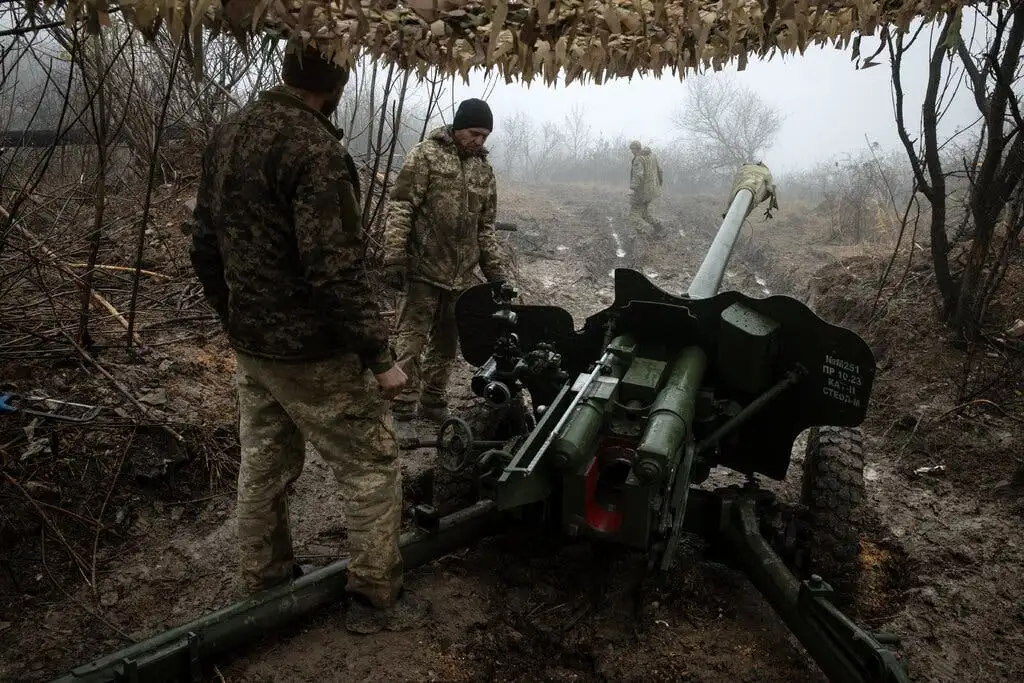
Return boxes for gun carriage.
[55,165,907,683]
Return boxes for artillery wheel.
[437,417,475,473]
[798,425,866,603]
[431,393,535,516]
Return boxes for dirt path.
[3,182,1022,682]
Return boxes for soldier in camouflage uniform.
[627,140,666,266]
[380,98,507,443]
[642,146,664,203]
[188,43,428,635]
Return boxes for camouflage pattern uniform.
[642,146,664,202]
[233,352,401,604]
[627,142,665,267]
[189,84,403,606]
[381,125,506,420]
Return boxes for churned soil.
[2,181,1021,682]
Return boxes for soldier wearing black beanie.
[281,43,350,117]
[380,96,507,444]
[452,98,493,132]
[189,35,425,635]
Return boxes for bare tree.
[496,110,532,178]
[672,74,784,172]
[563,102,591,162]
[531,120,563,178]
[887,4,1024,338]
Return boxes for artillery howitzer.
[426,162,906,682]
[54,164,907,683]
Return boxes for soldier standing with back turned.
[188,43,429,635]
[641,145,664,215]
[627,140,666,267]
[380,98,508,445]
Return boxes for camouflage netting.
[46,0,977,85]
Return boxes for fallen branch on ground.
[9,222,147,348]
[60,330,184,444]
[65,263,173,281]
[3,471,92,587]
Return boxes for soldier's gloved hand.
[380,264,406,291]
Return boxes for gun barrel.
[687,188,755,299]
[687,163,776,299]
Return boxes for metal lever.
[0,393,102,423]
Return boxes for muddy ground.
[1,181,1022,682]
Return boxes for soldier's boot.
[418,384,450,424]
[243,560,312,597]
[292,562,319,579]
[418,401,449,424]
[391,401,419,448]
[344,589,432,635]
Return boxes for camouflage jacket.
[642,149,663,201]
[630,150,662,203]
[629,153,645,196]
[188,85,393,373]
[382,126,505,291]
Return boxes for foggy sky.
[450,20,982,173]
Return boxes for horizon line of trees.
[2,2,1021,342]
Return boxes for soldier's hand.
[374,364,408,399]
[380,264,406,291]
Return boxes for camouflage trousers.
[392,279,459,415]
[234,351,403,607]
[627,199,663,268]
[628,199,663,234]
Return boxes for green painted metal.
[718,302,781,394]
[718,493,911,683]
[51,502,501,683]
[54,164,909,683]
[634,345,707,485]
[550,342,632,471]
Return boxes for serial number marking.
[824,354,860,373]
[821,354,863,407]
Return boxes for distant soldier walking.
[188,43,428,634]
[642,146,664,208]
[381,98,508,444]
[627,140,666,265]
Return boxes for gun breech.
[503,349,615,475]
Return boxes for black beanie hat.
[452,98,493,132]
[282,43,349,94]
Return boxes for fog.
[449,20,981,174]
[0,8,996,184]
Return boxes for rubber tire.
[799,425,866,602]
[431,393,535,516]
